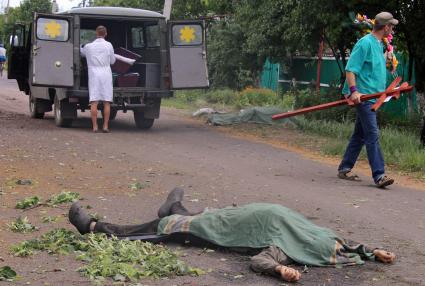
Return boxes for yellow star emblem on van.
[44,20,62,39]
[180,26,196,43]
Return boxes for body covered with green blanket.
[158,203,374,266]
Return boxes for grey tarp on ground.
[207,106,297,126]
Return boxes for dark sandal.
[338,171,361,181]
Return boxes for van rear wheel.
[133,111,154,129]
[29,94,45,119]
[54,96,73,127]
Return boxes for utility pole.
[163,0,172,21]
[4,0,10,23]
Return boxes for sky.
[1,0,82,13]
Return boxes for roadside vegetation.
[164,88,425,180]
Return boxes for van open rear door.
[168,21,209,89]
[8,23,29,82]
[32,13,74,87]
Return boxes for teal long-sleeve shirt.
[342,34,386,96]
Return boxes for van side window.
[80,29,96,45]
[171,24,202,46]
[146,25,160,48]
[11,26,25,47]
[131,27,144,48]
[36,18,69,41]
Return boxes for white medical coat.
[81,38,116,102]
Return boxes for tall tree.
[207,20,260,89]
[1,0,51,47]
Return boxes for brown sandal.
[376,176,394,188]
[338,171,361,181]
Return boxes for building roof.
[60,7,165,18]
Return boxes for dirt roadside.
[1,76,425,286]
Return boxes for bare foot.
[275,265,301,282]
[373,249,396,263]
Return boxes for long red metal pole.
[272,84,413,120]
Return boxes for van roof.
[61,7,165,18]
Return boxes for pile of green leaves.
[128,182,150,191]
[8,217,38,233]
[47,191,80,206]
[11,229,203,282]
[42,216,61,223]
[77,234,204,282]
[0,266,17,281]
[11,228,86,257]
[15,196,40,209]
[15,192,81,210]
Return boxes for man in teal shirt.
[338,12,398,188]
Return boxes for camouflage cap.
[375,12,399,26]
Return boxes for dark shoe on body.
[69,202,93,234]
[158,187,184,218]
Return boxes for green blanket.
[158,203,374,266]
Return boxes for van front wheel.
[54,96,73,127]
[133,111,154,130]
[29,94,45,119]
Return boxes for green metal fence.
[261,53,417,117]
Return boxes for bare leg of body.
[373,249,396,263]
[90,101,98,132]
[275,265,301,282]
[102,101,110,132]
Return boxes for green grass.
[163,88,295,112]
[163,89,238,112]
[295,118,425,178]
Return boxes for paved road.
[1,75,424,285]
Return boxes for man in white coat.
[81,26,116,132]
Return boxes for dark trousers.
[338,101,385,183]
[94,202,199,238]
